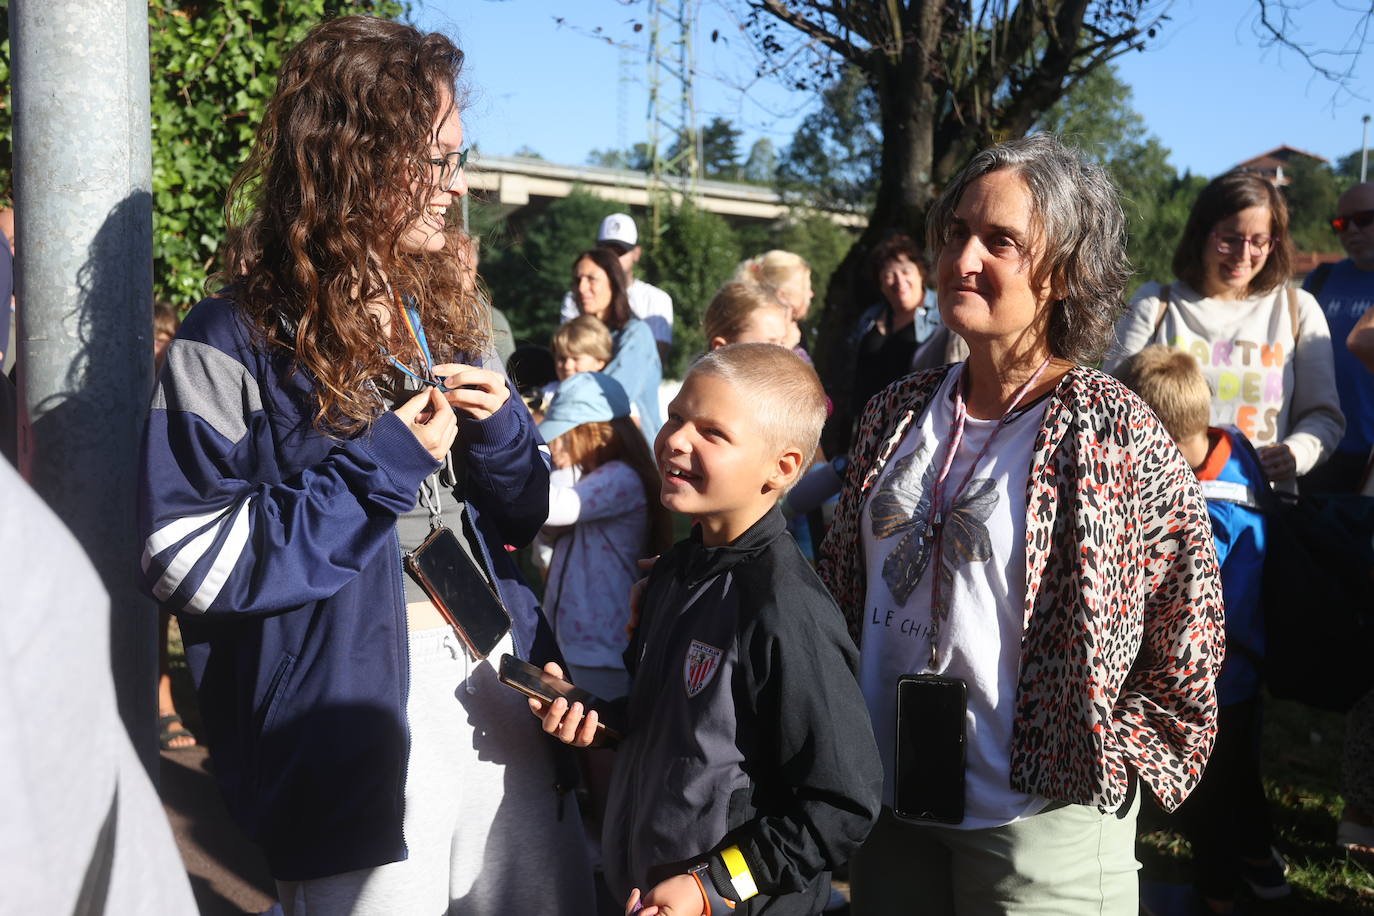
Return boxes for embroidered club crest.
[683,640,723,698]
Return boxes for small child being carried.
[542,314,617,416]
[533,343,882,915]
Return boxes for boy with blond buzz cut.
[1117,345,1285,911]
[536,343,882,915]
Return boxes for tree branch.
[750,0,866,66]
[1256,0,1370,85]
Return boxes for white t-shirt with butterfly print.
[858,367,1051,829]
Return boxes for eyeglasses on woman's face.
[1211,231,1273,257]
[427,148,468,191]
[1331,210,1374,234]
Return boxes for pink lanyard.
[921,356,1051,671]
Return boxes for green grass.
[1138,695,1374,912]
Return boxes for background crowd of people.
[4,10,1374,916]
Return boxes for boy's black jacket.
[602,506,882,914]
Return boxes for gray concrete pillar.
[12,0,156,774]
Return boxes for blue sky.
[413,0,1373,179]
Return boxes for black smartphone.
[498,654,622,745]
[893,674,967,824]
[405,526,511,660]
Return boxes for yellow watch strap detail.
[720,845,759,900]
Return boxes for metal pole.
[1362,115,1370,183]
[12,0,157,774]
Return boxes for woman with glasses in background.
[139,17,593,914]
[1105,168,1343,482]
[1104,166,1342,915]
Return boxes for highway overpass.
[464,154,867,228]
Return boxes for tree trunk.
[814,17,940,455]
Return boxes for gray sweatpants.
[277,628,596,915]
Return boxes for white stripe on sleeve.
[185,497,254,614]
[142,504,235,573]
[150,518,229,604]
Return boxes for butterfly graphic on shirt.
[869,438,999,605]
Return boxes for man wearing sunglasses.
[1301,183,1374,496]
[1304,182,1374,859]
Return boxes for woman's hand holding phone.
[527,661,601,748]
[394,386,457,461]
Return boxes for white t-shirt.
[858,367,1050,829]
[560,279,675,345]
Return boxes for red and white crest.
[683,640,723,698]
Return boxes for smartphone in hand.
[498,654,623,745]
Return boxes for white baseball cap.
[597,213,638,249]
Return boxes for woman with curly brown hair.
[137,16,594,913]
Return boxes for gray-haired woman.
[818,134,1225,914]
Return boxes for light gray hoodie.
[1105,280,1345,477]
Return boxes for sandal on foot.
[159,713,197,750]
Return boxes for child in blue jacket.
[1119,346,1287,913]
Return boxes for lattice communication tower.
[644,0,702,238]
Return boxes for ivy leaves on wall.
[148,0,406,307]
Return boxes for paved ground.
[159,741,1210,915]
[160,746,276,916]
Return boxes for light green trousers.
[850,792,1141,916]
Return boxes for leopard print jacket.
[818,364,1224,813]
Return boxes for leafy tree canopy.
[1335,149,1368,182]
[774,66,880,214]
[149,0,408,307]
[592,117,748,183]
[474,188,610,353]
[1036,63,1188,287]
[474,186,855,377]
[587,144,654,171]
[640,201,742,374]
[737,0,1373,386]
[741,138,778,185]
[672,116,744,181]
[1282,155,1347,256]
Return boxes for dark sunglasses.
[1331,210,1374,234]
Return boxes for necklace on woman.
[919,356,1051,671]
